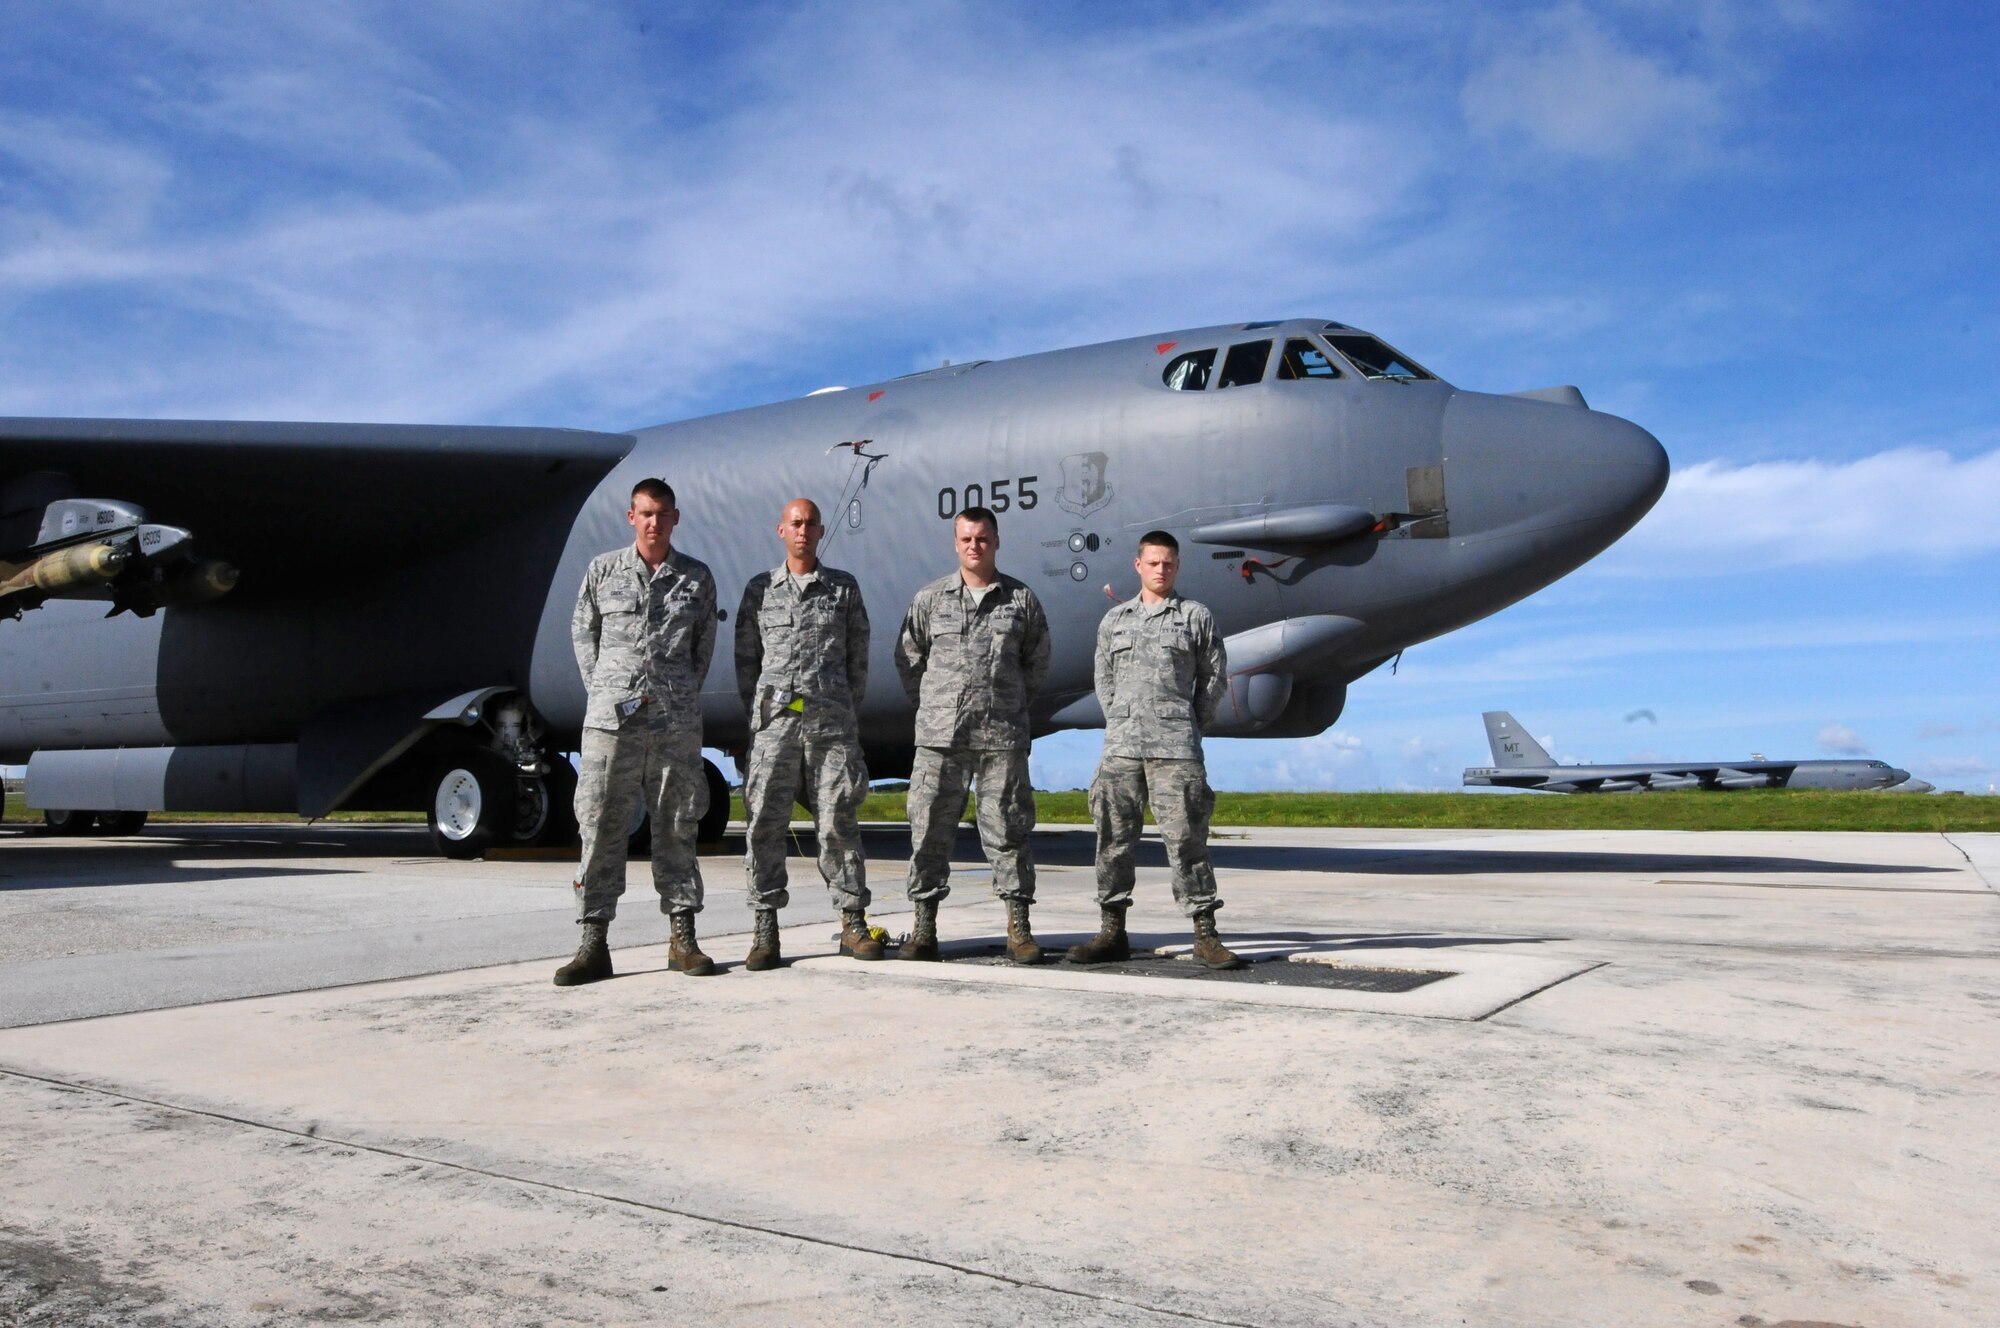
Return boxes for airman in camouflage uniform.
[894,506,1051,964]
[554,478,719,986]
[735,498,882,970]
[1069,529,1245,970]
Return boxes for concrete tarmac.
[1,819,1995,1325]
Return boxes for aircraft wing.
[0,418,636,592]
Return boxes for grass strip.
[8,790,1995,834]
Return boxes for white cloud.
[1604,447,2000,575]
[1401,614,2000,689]
[1210,729,1383,791]
[1913,756,1996,779]
[1461,10,1725,160]
[1816,723,1869,756]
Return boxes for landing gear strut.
[427,752,577,859]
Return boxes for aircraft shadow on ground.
[1,821,1950,888]
[0,825,377,891]
[0,859,354,892]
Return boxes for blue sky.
[3,1,1994,792]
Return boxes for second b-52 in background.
[1463,711,1932,794]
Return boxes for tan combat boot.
[1190,906,1246,970]
[1004,898,1044,965]
[1065,904,1130,965]
[899,898,941,961]
[553,919,613,986]
[744,909,782,971]
[839,909,886,961]
[667,909,718,976]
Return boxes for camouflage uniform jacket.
[1094,593,1227,760]
[895,571,1051,750]
[572,544,717,732]
[734,563,870,736]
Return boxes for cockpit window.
[1162,349,1216,391]
[1324,333,1433,381]
[1216,339,1272,389]
[1276,339,1343,380]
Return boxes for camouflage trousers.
[742,712,869,912]
[1090,754,1219,916]
[905,746,1035,903]
[574,723,706,922]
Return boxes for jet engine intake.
[1208,670,1292,736]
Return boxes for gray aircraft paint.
[0,319,1669,840]
[1464,710,1932,793]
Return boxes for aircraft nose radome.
[1443,393,1670,554]
[1592,412,1671,534]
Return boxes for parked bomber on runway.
[1464,711,1933,793]
[0,320,1668,855]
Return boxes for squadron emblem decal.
[1055,451,1114,518]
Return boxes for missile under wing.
[1463,711,1930,793]
[1,319,1670,854]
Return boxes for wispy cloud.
[1602,447,2000,574]
[1399,614,2000,689]
[1461,9,1725,161]
[0,3,1431,427]
[1913,755,1996,779]
[1816,722,1870,757]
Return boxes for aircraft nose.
[1443,393,1669,561]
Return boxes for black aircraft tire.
[42,809,97,835]
[525,762,580,849]
[427,754,514,860]
[699,759,730,845]
[96,810,149,836]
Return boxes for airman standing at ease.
[734,498,883,968]
[555,478,720,986]
[1070,529,1244,970]
[894,506,1051,963]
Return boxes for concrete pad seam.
[1471,961,1609,1022]
[0,1063,1273,1328]
[1939,833,1996,891]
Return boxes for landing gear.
[97,811,149,836]
[427,750,579,859]
[428,753,514,860]
[42,809,97,835]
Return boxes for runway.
[2,820,1995,1325]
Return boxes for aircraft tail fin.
[1482,711,1555,768]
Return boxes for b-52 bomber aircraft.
[0,320,1668,855]
[1464,710,1932,793]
